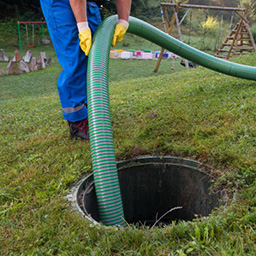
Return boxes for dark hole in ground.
[76,156,222,227]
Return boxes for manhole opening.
[75,157,222,227]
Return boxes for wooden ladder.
[215,19,256,59]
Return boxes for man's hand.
[77,22,91,56]
[79,28,92,56]
[70,0,90,54]
[112,20,129,47]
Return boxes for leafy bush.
[0,20,17,47]
[201,16,219,34]
[135,6,161,22]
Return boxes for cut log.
[22,50,33,62]
[15,49,22,62]
[37,52,46,69]
[30,57,38,71]
[39,52,47,62]
[0,49,9,62]
[5,61,21,75]
[45,56,51,66]
[20,61,30,73]
[36,62,43,70]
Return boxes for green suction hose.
[87,16,256,226]
[87,16,125,226]
[128,17,256,80]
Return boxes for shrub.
[201,16,219,34]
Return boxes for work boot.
[68,118,89,140]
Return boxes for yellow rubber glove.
[112,23,128,47]
[79,28,92,56]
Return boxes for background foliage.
[0,0,255,21]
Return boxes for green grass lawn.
[1,42,256,255]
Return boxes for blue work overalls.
[40,0,101,122]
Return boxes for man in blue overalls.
[40,0,131,140]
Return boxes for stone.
[20,61,30,73]
[22,50,33,62]
[0,49,9,61]
[5,61,21,75]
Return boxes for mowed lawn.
[0,51,256,255]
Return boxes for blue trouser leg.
[40,0,101,122]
